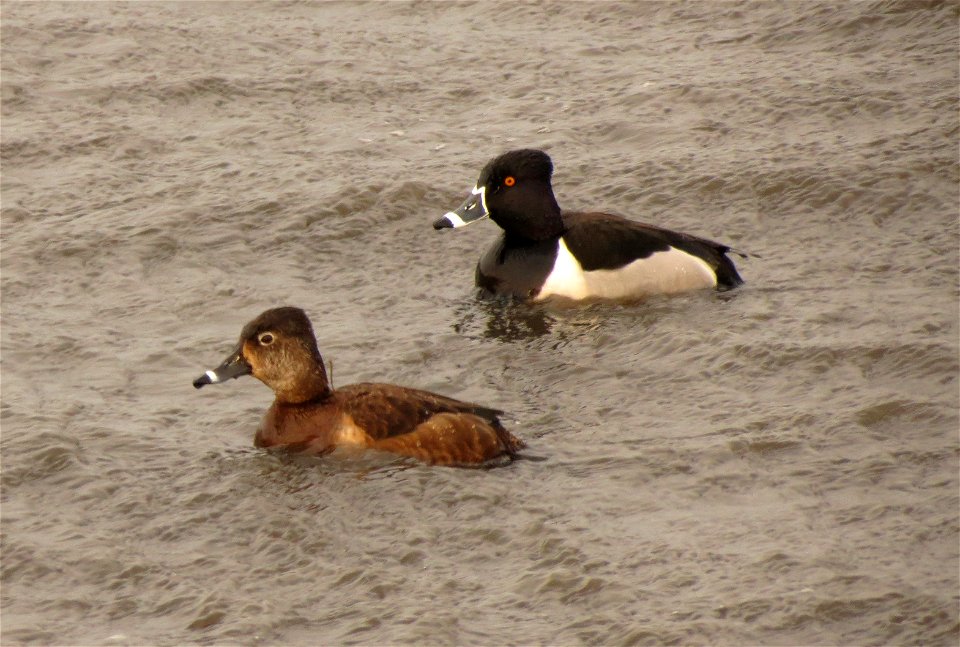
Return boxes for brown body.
[254,382,523,465]
[194,307,523,467]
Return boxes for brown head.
[193,306,332,403]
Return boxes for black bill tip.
[193,372,213,389]
[432,215,453,230]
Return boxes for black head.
[435,149,564,242]
[478,150,563,241]
[476,149,554,189]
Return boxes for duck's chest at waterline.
[254,403,368,452]
[475,237,558,299]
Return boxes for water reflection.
[449,294,644,347]
[449,290,735,349]
[451,296,556,342]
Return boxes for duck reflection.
[451,296,556,343]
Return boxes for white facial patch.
[473,184,488,214]
[443,185,489,228]
[536,240,718,302]
[205,370,221,384]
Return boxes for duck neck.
[274,351,333,405]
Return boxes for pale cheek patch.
[205,370,221,384]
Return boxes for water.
[2,1,958,645]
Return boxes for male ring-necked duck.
[433,149,745,302]
[193,307,524,466]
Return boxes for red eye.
[504,176,516,187]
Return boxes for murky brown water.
[2,1,958,645]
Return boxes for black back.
[562,212,744,289]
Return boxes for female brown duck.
[193,307,524,466]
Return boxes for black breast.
[475,235,559,299]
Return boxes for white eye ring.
[258,332,275,346]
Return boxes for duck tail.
[492,420,526,457]
[726,246,757,260]
[715,250,746,290]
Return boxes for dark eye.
[503,176,516,187]
[258,332,275,346]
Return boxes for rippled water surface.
[2,1,958,645]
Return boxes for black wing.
[562,212,744,289]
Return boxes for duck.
[433,149,745,302]
[193,307,524,467]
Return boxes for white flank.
[535,240,717,302]
[537,239,588,300]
